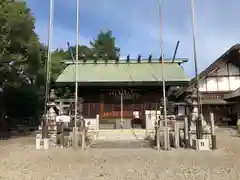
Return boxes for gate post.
[210,113,216,150]
[174,122,180,148]
[184,116,190,148]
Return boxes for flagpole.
[190,0,202,139]
[157,0,169,150]
[43,0,54,140]
[73,0,80,150]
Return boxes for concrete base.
[72,127,79,149]
[36,138,42,150]
[43,138,50,150]
[193,139,210,151]
[36,133,42,150]
[163,127,170,150]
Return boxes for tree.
[0,0,46,125]
[50,49,68,81]
[0,0,41,87]
[90,30,120,60]
[66,45,93,61]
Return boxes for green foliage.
[56,30,121,62]
[67,45,93,60]
[0,0,44,125]
[90,30,120,60]
[50,49,68,81]
[0,0,121,127]
[0,0,40,87]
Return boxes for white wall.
[199,63,240,92]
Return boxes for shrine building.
[55,57,189,129]
[185,43,240,126]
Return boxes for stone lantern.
[186,87,211,137]
[42,89,57,149]
[184,87,199,135]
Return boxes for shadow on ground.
[0,127,37,140]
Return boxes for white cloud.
[32,0,240,77]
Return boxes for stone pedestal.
[163,126,170,150]
[96,114,99,130]
[36,134,42,150]
[43,138,50,150]
[145,110,161,130]
[193,139,210,151]
[72,127,79,149]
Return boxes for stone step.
[96,136,144,141]
[95,129,147,141]
[91,140,150,149]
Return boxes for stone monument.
[45,89,57,149]
[185,87,210,151]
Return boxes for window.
[206,77,218,91]
[229,76,240,90]
[199,79,206,91]
[217,77,229,91]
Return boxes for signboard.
[201,93,225,100]
[103,111,133,118]
[102,89,140,100]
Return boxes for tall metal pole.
[73,0,80,149]
[190,0,202,139]
[157,0,168,150]
[42,0,54,139]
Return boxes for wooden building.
[187,44,240,125]
[55,58,189,129]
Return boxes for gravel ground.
[0,128,240,180]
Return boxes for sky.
[26,0,240,77]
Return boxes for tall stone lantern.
[185,87,205,139]
[185,87,198,133]
[42,89,57,149]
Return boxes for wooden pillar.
[210,112,216,149]
[100,94,104,120]
[120,88,123,123]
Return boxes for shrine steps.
[90,129,149,141]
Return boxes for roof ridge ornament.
[104,53,108,64]
[116,55,119,64]
[148,54,152,63]
[137,54,141,63]
[92,53,97,63]
[126,54,130,63]
[159,56,162,63]
[82,53,86,63]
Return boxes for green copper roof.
[56,60,189,84]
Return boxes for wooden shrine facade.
[57,86,167,120]
[55,58,190,124]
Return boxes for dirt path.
[0,128,240,180]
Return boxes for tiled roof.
[56,59,189,84]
